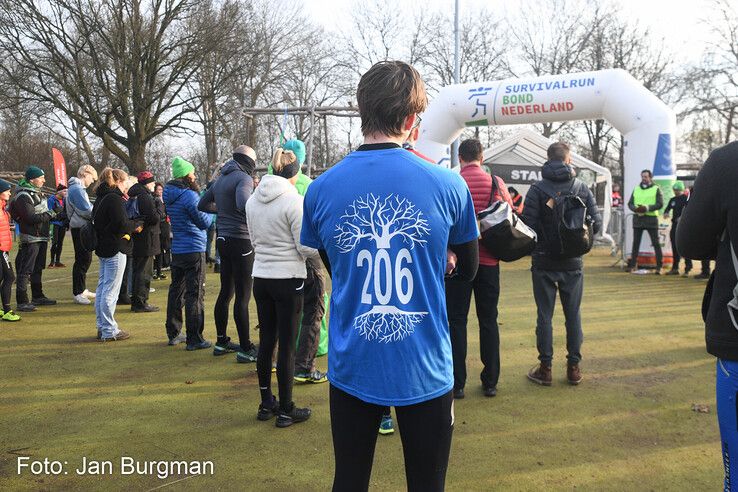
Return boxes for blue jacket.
[163,179,212,254]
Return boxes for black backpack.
[79,194,113,253]
[534,180,594,259]
[477,176,537,262]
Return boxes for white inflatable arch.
[416,68,676,261]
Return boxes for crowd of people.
[0,59,734,491]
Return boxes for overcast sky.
[305,0,717,64]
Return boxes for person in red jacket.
[0,179,20,321]
[446,138,513,398]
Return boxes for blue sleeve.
[300,184,323,249]
[186,191,212,230]
[68,187,92,213]
[448,175,479,245]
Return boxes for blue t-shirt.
[301,146,478,406]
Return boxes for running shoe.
[32,296,57,306]
[276,403,311,428]
[100,330,130,342]
[186,340,212,351]
[74,294,92,305]
[257,396,279,421]
[168,333,187,346]
[82,289,96,299]
[17,303,36,312]
[236,344,258,363]
[213,339,241,356]
[55,262,66,268]
[294,369,328,384]
[379,414,395,435]
[1,310,21,322]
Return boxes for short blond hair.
[77,165,98,180]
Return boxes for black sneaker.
[131,304,160,313]
[257,396,279,421]
[213,263,220,274]
[32,296,56,306]
[694,272,710,280]
[276,403,311,428]
[453,388,465,399]
[483,385,497,397]
[17,303,37,312]
[236,344,258,363]
[186,340,212,351]
[213,339,241,356]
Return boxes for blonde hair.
[77,165,98,180]
[97,167,128,189]
[271,148,297,174]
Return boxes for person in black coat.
[154,182,171,280]
[127,171,162,312]
[521,142,602,386]
[93,168,139,341]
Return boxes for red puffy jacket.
[0,199,12,252]
[460,164,513,267]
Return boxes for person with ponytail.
[93,168,139,341]
[246,147,318,428]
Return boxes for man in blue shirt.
[301,60,479,492]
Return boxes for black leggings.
[49,225,65,264]
[1,251,15,311]
[254,277,303,410]
[214,237,254,348]
[330,386,454,492]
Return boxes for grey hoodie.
[66,176,93,229]
[245,174,317,279]
[197,159,252,239]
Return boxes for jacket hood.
[95,182,122,198]
[127,182,149,198]
[542,160,575,182]
[254,174,295,203]
[220,159,244,176]
[68,177,82,188]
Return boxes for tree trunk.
[726,106,735,144]
[127,140,147,174]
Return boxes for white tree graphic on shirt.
[334,194,429,343]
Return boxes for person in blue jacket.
[47,184,68,268]
[163,157,213,350]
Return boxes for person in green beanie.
[9,166,61,311]
[163,157,213,350]
[270,140,328,384]
[664,180,692,275]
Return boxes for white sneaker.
[82,289,96,299]
[74,294,92,305]
[149,288,155,293]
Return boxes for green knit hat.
[672,181,685,191]
[282,139,306,165]
[171,156,195,179]
[25,165,45,180]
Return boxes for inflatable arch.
[416,68,676,263]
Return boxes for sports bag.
[477,176,537,262]
[534,180,594,259]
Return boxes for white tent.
[482,129,612,240]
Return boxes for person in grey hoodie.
[198,145,258,362]
[521,142,602,387]
[245,148,318,428]
[66,165,99,305]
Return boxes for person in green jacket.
[271,139,328,383]
[627,169,664,274]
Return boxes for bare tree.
[0,0,221,174]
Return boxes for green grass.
[0,246,723,491]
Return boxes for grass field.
[0,245,723,491]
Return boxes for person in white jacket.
[245,148,318,428]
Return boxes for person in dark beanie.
[0,179,20,321]
[9,166,60,312]
[627,169,664,273]
[153,182,170,280]
[67,165,98,305]
[663,181,692,275]
[676,140,738,489]
[198,145,259,360]
[128,171,162,313]
[521,142,601,386]
[164,157,212,350]
[47,184,68,268]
